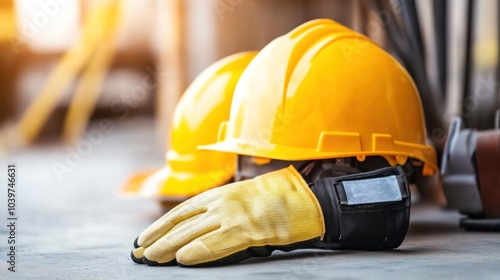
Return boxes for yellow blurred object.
[0,1,15,43]
[132,166,325,266]
[121,169,156,194]
[14,0,122,145]
[121,52,257,201]
[201,19,438,176]
[62,5,122,145]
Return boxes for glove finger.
[137,193,212,248]
[143,213,220,265]
[131,247,146,264]
[176,227,250,266]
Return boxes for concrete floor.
[1,118,499,280]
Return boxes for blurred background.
[0,0,498,208]
[1,0,499,154]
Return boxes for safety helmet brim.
[119,165,234,202]
[120,169,158,196]
[200,138,437,175]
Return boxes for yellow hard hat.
[121,51,257,201]
[201,19,437,176]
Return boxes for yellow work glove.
[131,166,325,266]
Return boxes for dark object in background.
[442,117,500,231]
[460,218,500,231]
[433,0,447,98]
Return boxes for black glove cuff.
[310,166,410,250]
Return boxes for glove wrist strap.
[310,166,411,250]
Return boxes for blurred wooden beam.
[213,0,308,58]
[304,0,354,27]
[13,1,123,144]
[156,0,187,150]
[0,0,16,125]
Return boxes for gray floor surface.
[1,118,499,280]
